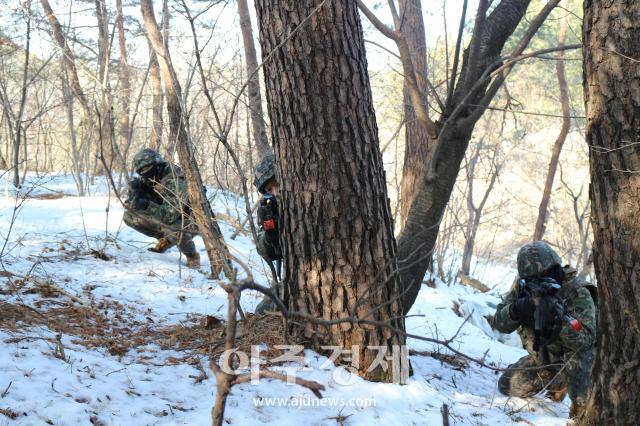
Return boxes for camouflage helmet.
[132,148,164,174]
[253,153,276,194]
[517,241,562,279]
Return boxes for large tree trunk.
[532,15,570,240]
[237,0,271,158]
[397,0,434,231]
[140,0,232,278]
[581,1,640,423]
[255,0,407,383]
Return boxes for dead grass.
[0,293,303,363]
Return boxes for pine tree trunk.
[237,0,271,158]
[255,0,407,383]
[581,1,640,423]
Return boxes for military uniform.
[494,241,596,418]
[253,154,283,313]
[123,149,200,268]
[253,153,281,263]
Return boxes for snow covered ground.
[0,172,570,425]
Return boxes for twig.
[1,381,12,398]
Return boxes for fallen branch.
[456,271,490,293]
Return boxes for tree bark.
[532,15,570,240]
[396,0,434,231]
[140,0,232,278]
[255,0,407,383]
[581,1,640,423]
[237,0,271,158]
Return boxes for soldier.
[494,241,596,420]
[253,153,282,313]
[123,148,200,269]
[253,153,281,263]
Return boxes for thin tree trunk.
[40,0,90,118]
[581,0,640,423]
[13,0,31,188]
[397,0,434,231]
[149,42,164,152]
[532,16,570,240]
[61,63,84,196]
[237,0,271,158]
[140,0,232,278]
[94,0,116,173]
[255,0,407,383]
[115,0,132,174]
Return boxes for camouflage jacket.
[145,164,190,225]
[494,267,596,362]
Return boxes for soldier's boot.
[185,252,200,269]
[148,238,174,253]
[569,400,586,420]
[547,385,568,402]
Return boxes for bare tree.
[532,14,570,240]
[237,0,271,157]
[140,0,232,277]
[8,1,31,187]
[115,0,132,176]
[359,0,572,313]
[460,133,502,276]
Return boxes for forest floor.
[0,172,570,425]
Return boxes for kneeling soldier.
[123,148,200,269]
[494,241,596,420]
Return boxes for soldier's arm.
[560,287,596,352]
[494,287,520,333]
[147,175,189,224]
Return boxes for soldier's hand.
[133,196,149,211]
[510,296,535,326]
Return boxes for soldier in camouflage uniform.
[253,154,282,313]
[123,148,200,269]
[494,241,596,420]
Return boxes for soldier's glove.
[133,196,149,211]
[510,296,536,327]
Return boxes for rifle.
[126,177,162,206]
[257,194,283,280]
[517,277,583,364]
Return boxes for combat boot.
[185,252,200,269]
[148,238,174,253]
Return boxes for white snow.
[0,172,570,425]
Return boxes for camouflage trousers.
[498,349,595,405]
[123,210,198,256]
